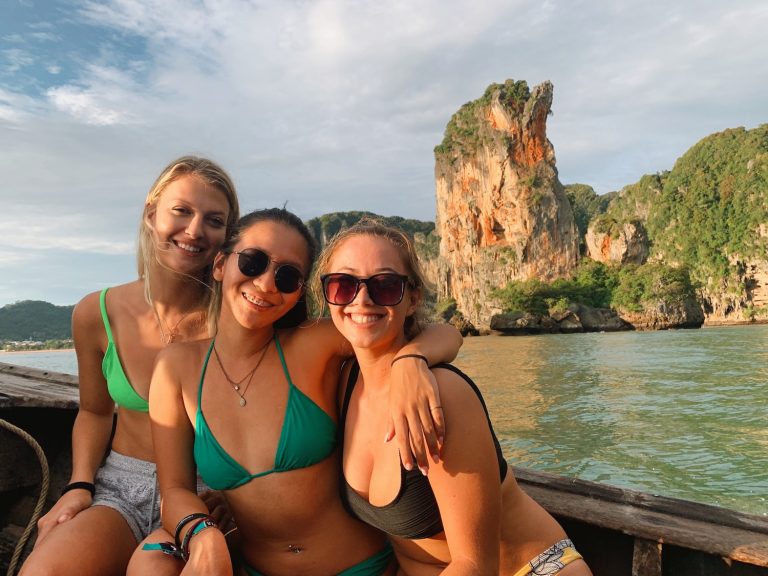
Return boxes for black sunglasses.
[320,273,411,306]
[233,248,304,294]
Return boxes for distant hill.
[0,300,74,340]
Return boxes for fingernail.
[438,436,444,446]
[419,466,429,476]
[432,452,440,464]
[404,461,413,471]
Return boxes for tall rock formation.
[434,80,579,327]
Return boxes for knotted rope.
[0,418,49,576]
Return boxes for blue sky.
[1,0,767,307]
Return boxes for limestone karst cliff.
[585,126,768,324]
[434,80,579,328]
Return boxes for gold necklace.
[213,335,272,407]
[152,305,197,345]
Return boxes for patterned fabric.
[512,539,584,576]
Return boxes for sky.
[1,0,766,307]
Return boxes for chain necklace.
[213,334,273,407]
[152,305,197,345]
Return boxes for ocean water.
[2,324,766,515]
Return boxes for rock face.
[618,297,705,330]
[700,257,768,323]
[434,80,579,328]
[585,221,649,265]
[490,303,633,335]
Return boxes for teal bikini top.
[99,288,149,413]
[194,334,337,491]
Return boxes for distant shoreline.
[0,348,75,354]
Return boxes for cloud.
[1,0,767,305]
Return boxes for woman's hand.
[387,356,445,475]
[33,490,92,546]
[200,490,235,533]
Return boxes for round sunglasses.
[320,273,411,306]
[233,248,304,293]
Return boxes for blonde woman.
[317,219,593,576]
[20,156,239,576]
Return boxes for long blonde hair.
[137,155,239,312]
[313,218,428,339]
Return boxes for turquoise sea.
[2,324,767,515]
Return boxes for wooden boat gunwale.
[2,361,768,576]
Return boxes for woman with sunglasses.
[144,208,462,576]
[20,156,241,576]
[316,219,593,576]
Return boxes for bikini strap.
[99,288,114,343]
[339,360,360,431]
[273,333,292,386]
[198,340,216,406]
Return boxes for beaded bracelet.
[61,481,95,497]
[390,353,429,366]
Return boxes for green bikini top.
[194,334,337,491]
[100,288,149,413]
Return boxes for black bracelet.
[61,481,95,497]
[174,512,210,549]
[181,516,217,561]
[391,354,429,367]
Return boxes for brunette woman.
[146,208,461,576]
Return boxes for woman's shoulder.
[431,364,486,413]
[278,317,348,358]
[73,282,142,314]
[158,337,213,365]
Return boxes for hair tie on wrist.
[61,481,95,497]
[391,354,429,367]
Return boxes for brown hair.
[313,218,428,339]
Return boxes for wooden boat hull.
[2,361,767,575]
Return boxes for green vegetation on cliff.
[433,79,531,157]
[647,126,768,284]
[306,211,435,249]
[564,184,614,252]
[593,125,768,291]
[492,260,697,315]
[0,300,74,341]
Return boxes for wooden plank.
[0,362,79,409]
[514,467,768,567]
[632,538,662,576]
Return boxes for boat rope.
[0,418,50,576]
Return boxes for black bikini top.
[339,362,508,540]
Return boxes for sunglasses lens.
[237,249,269,277]
[275,266,303,293]
[323,274,359,305]
[367,274,406,306]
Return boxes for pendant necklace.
[214,334,272,407]
[153,305,196,345]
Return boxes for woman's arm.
[34,293,115,545]
[388,322,463,473]
[300,319,463,472]
[150,346,231,576]
[426,368,501,575]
